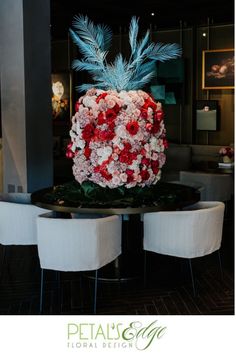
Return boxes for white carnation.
[75,136,85,149]
[97,146,113,164]
[116,125,127,139]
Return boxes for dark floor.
[0,203,234,315]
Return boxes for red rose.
[126,120,139,135]
[126,169,134,183]
[94,165,100,173]
[94,161,112,181]
[66,150,74,159]
[127,175,134,183]
[113,103,120,114]
[163,139,168,148]
[65,142,74,159]
[97,112,106,125]
[141,157,150,166]
[75,101,80,112]
[225,147,234,158]
[119,149,136,165]
[130,152,137,160]
[107,121,115,130]
[152,167,159,174]
[143,98,156,110]
[146,123,152,132]
[96,92,108,103]
[140,148,146,156]
[140,108,148,119]
[84,147,91,159]
[106,130,115,140]
[154,110,164,121]
[99,130,115,141]
[140,169,150,181]
[152,121,160,134]
[119,151,129,164]
[114,146,121,154]
[82,124,94,141]
[151,160,159,174]
[100,169,112,181]
[105,109,117,120]
[93,128,100,141]
[151,160,159,169]
[149,101,156,110]
[142,101,149,110]
[67,142,73,149]
[123,142,132,151]
[126,169,134,176]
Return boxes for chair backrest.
[0,197,46,245]
[180,171,232,201]
[0,192,32,204]
[36,212,122,271]
[143,201,225,258]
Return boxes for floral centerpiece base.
[223,156,233,163]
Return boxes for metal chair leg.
[0,247,11,280]
[39,268,44,314]
[217,249,223,280]
[188,259,196,297]
[56,271,61,312]
[0,246,6,280]
[79,275,84,312]
[114,257,121,293]
[93,269,98,314]
[224,200,229,219]
[143,250,147,287]
[114,257,120,280]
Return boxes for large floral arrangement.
[219,146,234,158]
[67,88,167,188]
[66,15,181,189]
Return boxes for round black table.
[31,181,200,281]
[31,181,200,214]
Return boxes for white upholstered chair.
[0,192,32,204]
[143,201,225,295]
[36,212,122,314]
[179,171,232,202]
[0,193,46,278]
[0,193,45,245]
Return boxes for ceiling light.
[202,32,207,37]
[151,12,155,16]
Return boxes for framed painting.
[51,72,71,122]
[202,49,234,89]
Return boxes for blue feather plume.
[129,16,139,54]
[69,15,182,92]
[72,14,112,51]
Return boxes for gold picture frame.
[51,72,72,123]
[202,49,234,89]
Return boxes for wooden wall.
[196,24,234,145]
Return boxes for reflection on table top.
[31,181,200,215]
[191,160,234,174]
